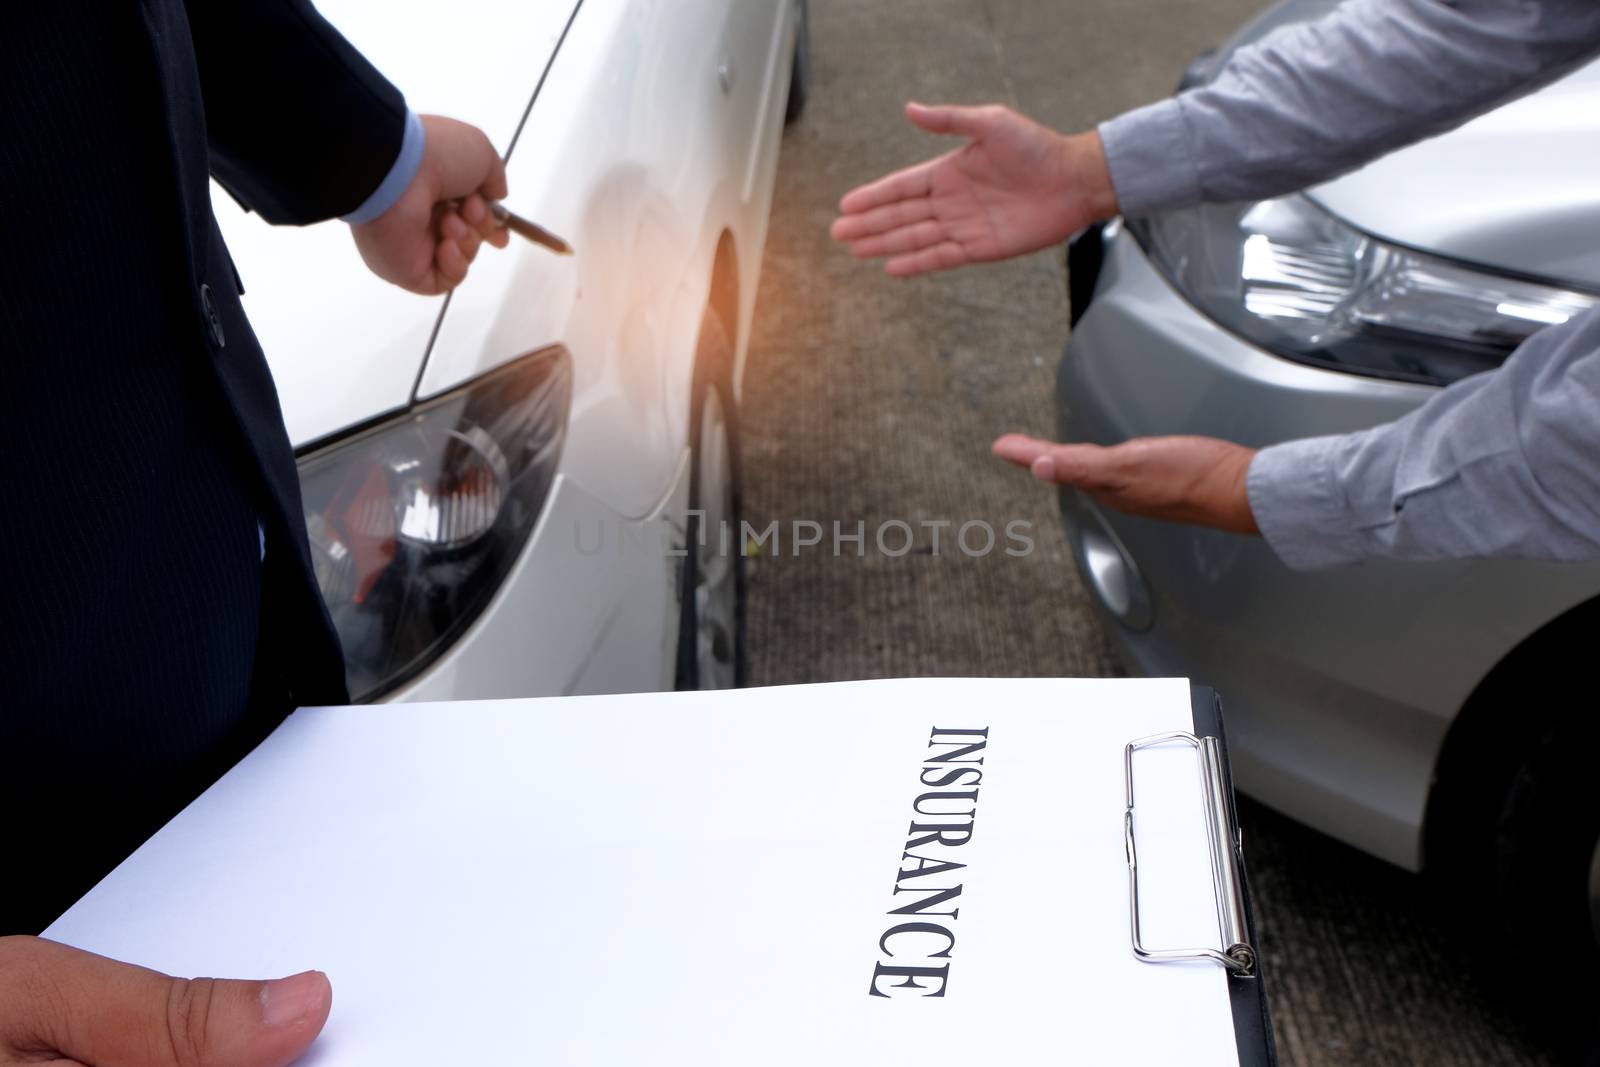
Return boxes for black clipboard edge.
[1190,685,1278,1067]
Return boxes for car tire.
[674,307,748,691]
[784,0,810,126]
[1435,710,1600,1055]
[1490,721,1600,1046]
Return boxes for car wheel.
[674,308,747,691]
[1490,720,1600,1043]
[1436,710,1600,1054]
[784,0,810,125]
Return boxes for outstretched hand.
[830,102,1119,277]
[350,114,510,296]
[994,433,1260,535]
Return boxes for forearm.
[1248,309,1600,569]
[185,0,408,224]
[1099,0,1600,215]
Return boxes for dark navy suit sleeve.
[183,0,409,225]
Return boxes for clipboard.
[45,677,1276,1066]
[1124,687,1276,1067]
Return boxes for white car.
[214,0,808,702]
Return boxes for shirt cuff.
[1097,97,1203,217]
[341,109,426,225]
[1247,436,1372,571]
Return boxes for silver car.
[1058,0,1600,1025]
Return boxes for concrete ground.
[740,1,1559,1063]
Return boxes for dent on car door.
[414,0,791,522]
[544,0,785,520]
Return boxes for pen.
[488,202,574,256]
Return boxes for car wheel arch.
[707,229,740,370]
[1427,588,1600,870]
[1422,591,1600,1045]
[1423,590,1600,871]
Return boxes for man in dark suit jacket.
[0,2,509,1061]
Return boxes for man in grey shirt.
[831,0,1600,569]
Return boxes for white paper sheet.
[46,678,1241,1066]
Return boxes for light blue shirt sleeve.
[1247,308,1600,569]
[1090,0,1600,568]
[340,109,426,225]
[1097,0,1600,216]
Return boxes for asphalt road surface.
[740,1,1561,1063]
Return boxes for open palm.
[831,102,1115,277]
[992,433,1260,535]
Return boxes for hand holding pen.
[347,114,572,296]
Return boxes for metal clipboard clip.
[1124,731,1256,976]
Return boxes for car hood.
[1212,0,1600,291]
[1306,58,1600,290]
[213,0,579,449]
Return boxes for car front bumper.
[1058,224,1600,870]
[386,458,688,705]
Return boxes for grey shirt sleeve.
[1099,0,1600,215]
[1247,307,1600,570]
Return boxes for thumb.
[9,937,330,1067]
[905,101,994,139]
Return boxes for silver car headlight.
[1128,196,1600,385]
[296,347,572,700]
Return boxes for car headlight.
[1128,196,1600,385]
[296,347,572,700]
